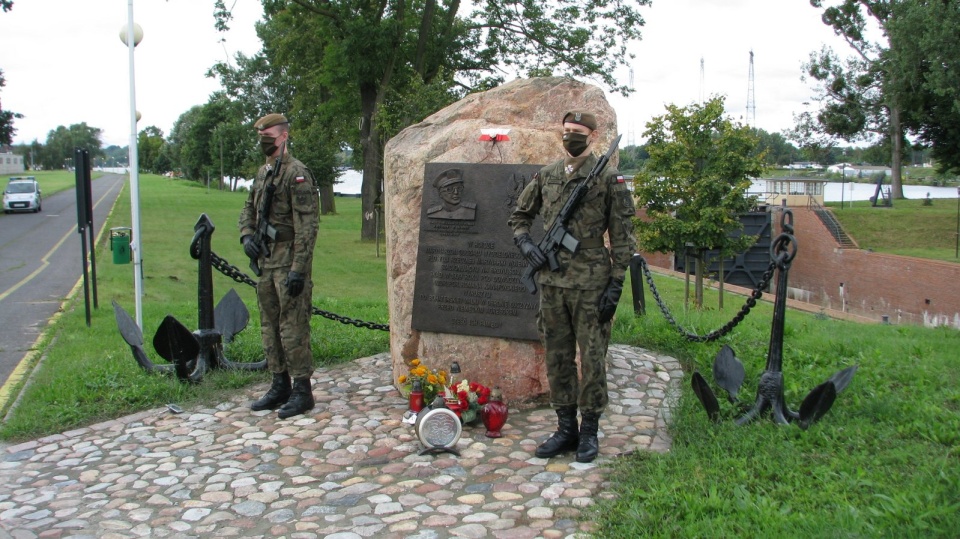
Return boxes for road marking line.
[0,180,121,303]
[0,177,124,414]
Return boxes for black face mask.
[259,135,279,156]
[562,132,590,157]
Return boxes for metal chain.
[210,251,390,332]
[638,256,776,342]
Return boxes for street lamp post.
[840,162,846,209]
[121,2,144,329]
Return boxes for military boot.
[535,406,580,458]
[278,377,315,419]
[250,372,291,411]
[576,411,601,463]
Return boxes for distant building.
[1,146,25,175]
[825,163,891,178]
[785,161,824,170]
[760,177,827,207]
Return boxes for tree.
[633,96,764,308]
[207,43,345,211]
[209,119,254,191]
[803,1,905,199]
[1,3,17,142]
[886,1,960,175]
[618,145,649,174]
[103,145,129,168]
[0,69,23,145]
[215,0,649,240]
[166,95,248,183]
[167,105,205,180]
[753,128,801,167]
[41,123,103,170]
[137,126,165,174]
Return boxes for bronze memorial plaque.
[412,162,544,340]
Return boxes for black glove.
[284,271,305,297]
[242,235,261,259]
[597,277,624,324]
[514,233,546,268]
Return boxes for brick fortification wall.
[775,207,960,328]
[636,206,960,329]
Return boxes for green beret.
[255,113,289,131]
[562,111,597,131]
[433,168,463,189]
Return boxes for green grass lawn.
[1,175,957,537]
[829,197,960,262]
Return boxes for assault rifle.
[248,144,284,276]
[520,134,622,294]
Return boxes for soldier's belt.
[578,237,605,249]
[273,226,295,242]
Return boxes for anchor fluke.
[713,344,745,403]
[692,371,722,422]
[798,381,838,430]
[828,365,858,394]
[214,288,249,344]
[113,300,175,375]
[153,315,202,381]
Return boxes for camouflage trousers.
[537,284,611,414]
[256,267,314,379]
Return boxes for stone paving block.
[0,346,679,537]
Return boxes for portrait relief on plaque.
[412,163,544,341]
[427,168,476,221]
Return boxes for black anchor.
[692,209,858,428]
[114,214,266,382]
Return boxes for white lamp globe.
[119,23,144,47]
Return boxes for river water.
[751,180,959,203]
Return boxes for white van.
[3,176,42,213]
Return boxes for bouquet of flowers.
[447,379,492,424]
[398,358,447,405]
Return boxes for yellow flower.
[411,358,421,367]
[427,374,438,384]
[398,375,407,384]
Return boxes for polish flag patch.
[295,176,306,183]
[616,175,626,183]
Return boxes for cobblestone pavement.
[0,345,683,539]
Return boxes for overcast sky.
[2,0,851,149]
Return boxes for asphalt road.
[0,174,125,400]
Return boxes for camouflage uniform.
[239,153,319,379]
[508,153,636,413]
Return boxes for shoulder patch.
[295,176,306,183]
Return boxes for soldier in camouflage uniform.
[239,113,320,420]
[508,111,636,462]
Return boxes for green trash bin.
[110,227,131,264]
